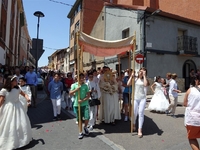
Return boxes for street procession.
[0,0,200,150]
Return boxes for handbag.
[89,99,101,106]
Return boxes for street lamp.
[138,9,161,68]
[33,11,44,74]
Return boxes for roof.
[104,2,200,26]
[67,0,81,18]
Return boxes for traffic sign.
[135,54,144,64]
[30,38,44,61]
[30,49,45,61]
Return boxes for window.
[122,28,130,39]
[77,3,82,12]
[71,30,74,39]
[0,20,3,38]
[75,21,80,31]
[70,17,74,25]
[2,0,8,10]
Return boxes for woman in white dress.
[148,76,169,112]
[19,77,32,112]
[0,75,32,150]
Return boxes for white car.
[37,77,44,90]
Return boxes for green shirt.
[71,82,89,107]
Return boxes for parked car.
[37,77,44,90]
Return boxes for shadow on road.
[143,115,163,136]
[27,99,72,126]
[16,139,45,150]
[94,114,163,136]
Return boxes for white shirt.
[169,79,178,97]
[185,87,200,126]
[93,76,99,84]
[86,80,101,99]
[135,78,146,100]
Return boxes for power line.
[49,0,139,19]
[20,35,61,51]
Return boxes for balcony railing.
[177,35,198,55]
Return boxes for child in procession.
[48,73,63,121]
[86,72,101,131]
[70,73,90,139]
[19,77,32,112]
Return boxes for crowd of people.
[47,66,184,140]
[0,63,200,149]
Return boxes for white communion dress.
[148,82,169,112]
[19,85,32,112]
[0,88,32,150]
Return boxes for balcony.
[177,35,198,56]
[60,58,64,63]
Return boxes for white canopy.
[78,32,134,57]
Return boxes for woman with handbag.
[86,72,101,130]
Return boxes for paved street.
[16,91,199,150]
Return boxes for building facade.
[63,47,70,73]
[67,0,117,73]
[90,3,200,91]
[48,48,69,73]
[0,0,33,66]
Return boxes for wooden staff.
[118,55,122,109]
[131,32,136,133]
[76,31,82,133]
[128,50,131,119]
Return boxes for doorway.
[182,59,196,90]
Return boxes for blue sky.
[23,0,75,67]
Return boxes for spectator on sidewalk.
[0,63,3,74]
[64,72,74,110]
[61,73,67,102]
[3,65,11,79]
[122,69,132,122]
[48,73,63,121]
[0,73,5,90]
[190,69,196,86]
[183,76,200,150]
[0,75,32,150]
[25,66,38,107]
[70,73,90,139]
[14,67,24,83]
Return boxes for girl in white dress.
[148,76,169,112]
[19,77,32,112]
[0,75,32,150]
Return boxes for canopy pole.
[131,32,136,133]
[128,50,131,120]
[76,31,82,133]
[118,55,122,110]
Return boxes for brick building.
[0,0,33,66]
[67,0,118,73]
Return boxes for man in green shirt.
[70,73,90,139]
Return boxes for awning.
[78,32,134,57]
